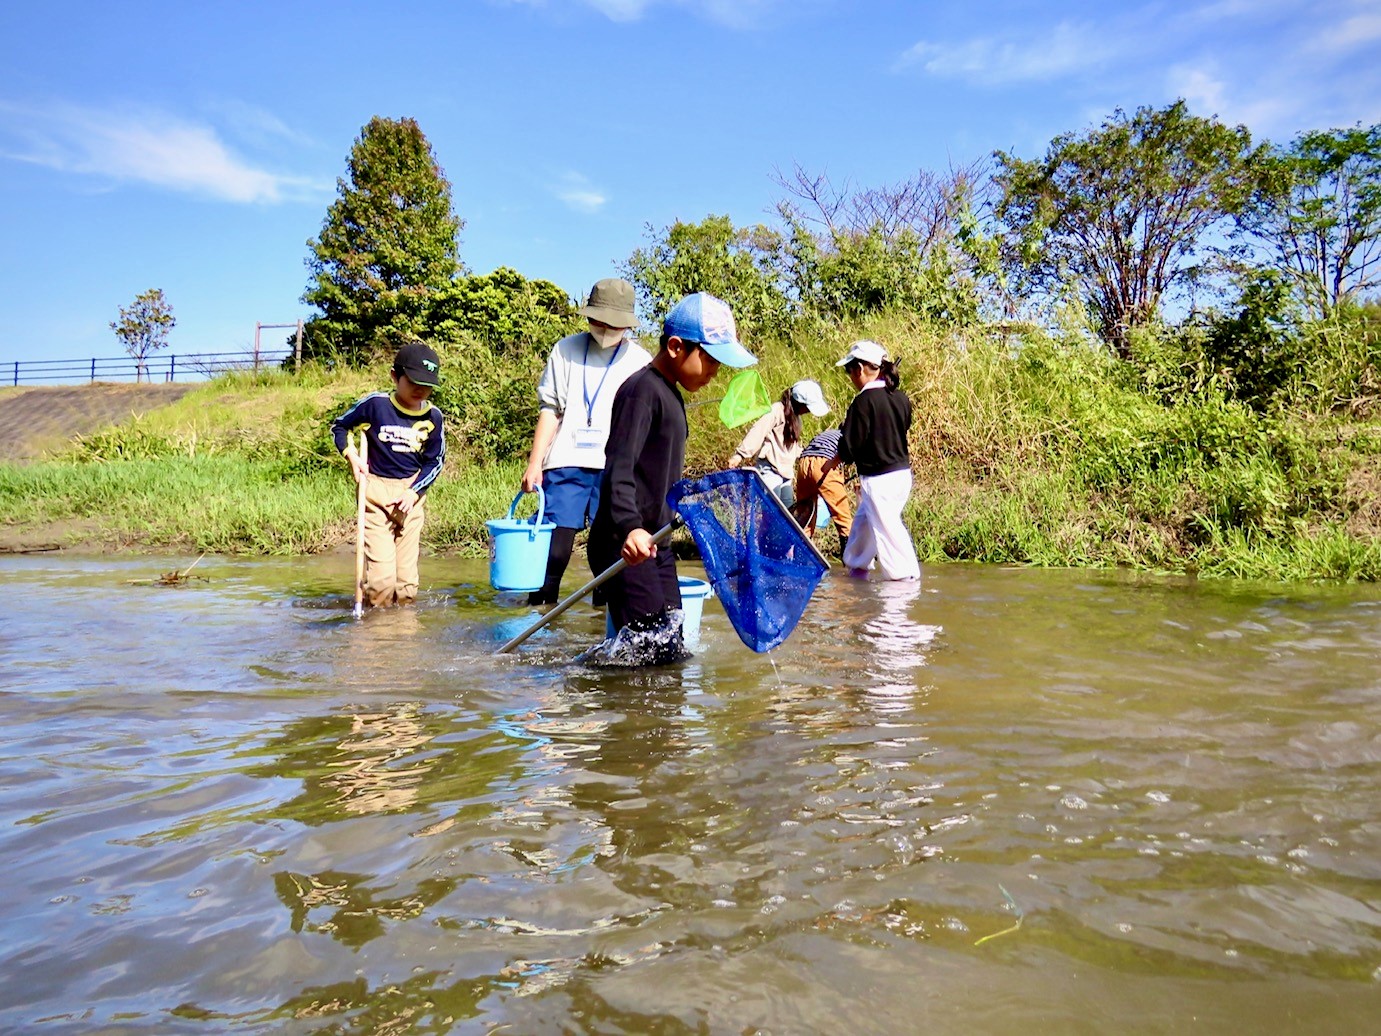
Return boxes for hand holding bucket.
[486,487,556,592]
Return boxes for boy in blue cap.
[585,292,757,665]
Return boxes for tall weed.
[6,321,1378,579]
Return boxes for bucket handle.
[506,486,547,531]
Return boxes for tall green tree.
[774,162,991,325]
[995,101,1266,356]
[110,288,175,382]
[1241,124,1381,319]
[302,116,462,363]
[429,268,582,464]
[623,215,794,342]
[428,266,579,353]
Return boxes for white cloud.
[1189,0,1286,20]
[1157,1,1381,136]
[898,2,1379,139]
[1310,11,1381,52]
[497,0,782,27]
[583,0,651,20]
[553,172,607,212]
[0,101,327,203]
[206,99,314,149]
[1167,64,1295,131]
[896,22,1116,84]
[1172,66,1228,114]
[678,0,783,28]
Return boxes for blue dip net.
[668,470,829,652]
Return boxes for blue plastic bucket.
[486,489,555,592]
[679,577,713,648]
[605,576,714,648]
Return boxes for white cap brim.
[837,340,888,367]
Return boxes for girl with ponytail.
[835,340,920,581]
[727,379,832,506]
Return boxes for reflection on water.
[858,577,940,711]
[0,554,1378,1033]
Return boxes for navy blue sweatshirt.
[838,383,912,477]
[330,391,446,495]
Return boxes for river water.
[0,554,1378,1034]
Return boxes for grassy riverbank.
[0,368,529,557]
[0,453,528,556]
[2,316,1379,580]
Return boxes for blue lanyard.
[582,336,622,427]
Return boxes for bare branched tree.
[772,159,988,250]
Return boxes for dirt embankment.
[0,383,196,462]
[0,383,199,554]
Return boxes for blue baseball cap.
[662,293,757,368]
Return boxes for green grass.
[694,312,1379,581]
[0,456,345,553]
[2,323,1378,579]
[0,453,531,556]
[67,366,375,460]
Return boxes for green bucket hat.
[577,278,637,328]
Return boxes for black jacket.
[590,366,687,545]
[838,384,912,477]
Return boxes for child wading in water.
[726,379,830,507]
[331,341,446,607]
[836,339,920,581]
[583,292,757,666]
[790,426,854,553]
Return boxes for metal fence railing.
[5,350,295,387]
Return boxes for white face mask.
[589,325,626,349]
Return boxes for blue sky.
[2,0,1379,369]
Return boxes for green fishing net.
[718,369,771,428]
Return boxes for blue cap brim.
[698,339,758,368]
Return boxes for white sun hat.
[789,379,830,416]
[835,339,888,367]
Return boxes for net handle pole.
[494,521,679,654]
[762,476,831,569]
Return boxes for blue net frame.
[668,470,828,652]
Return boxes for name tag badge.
[572,426,605,450]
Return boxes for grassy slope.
[2,322,1379,580]
[0,367,526,556]
[719,313,1381,581]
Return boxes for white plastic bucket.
[604,576,715,649]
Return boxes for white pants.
[843,467,920,580]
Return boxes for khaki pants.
[792,456,853,546]
[363,475,425,606]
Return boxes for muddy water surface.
[0,555,1378,1033]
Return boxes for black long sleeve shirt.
[838,383,912,477]
[591,366,687,544]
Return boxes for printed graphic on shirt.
[381,420,435,454]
